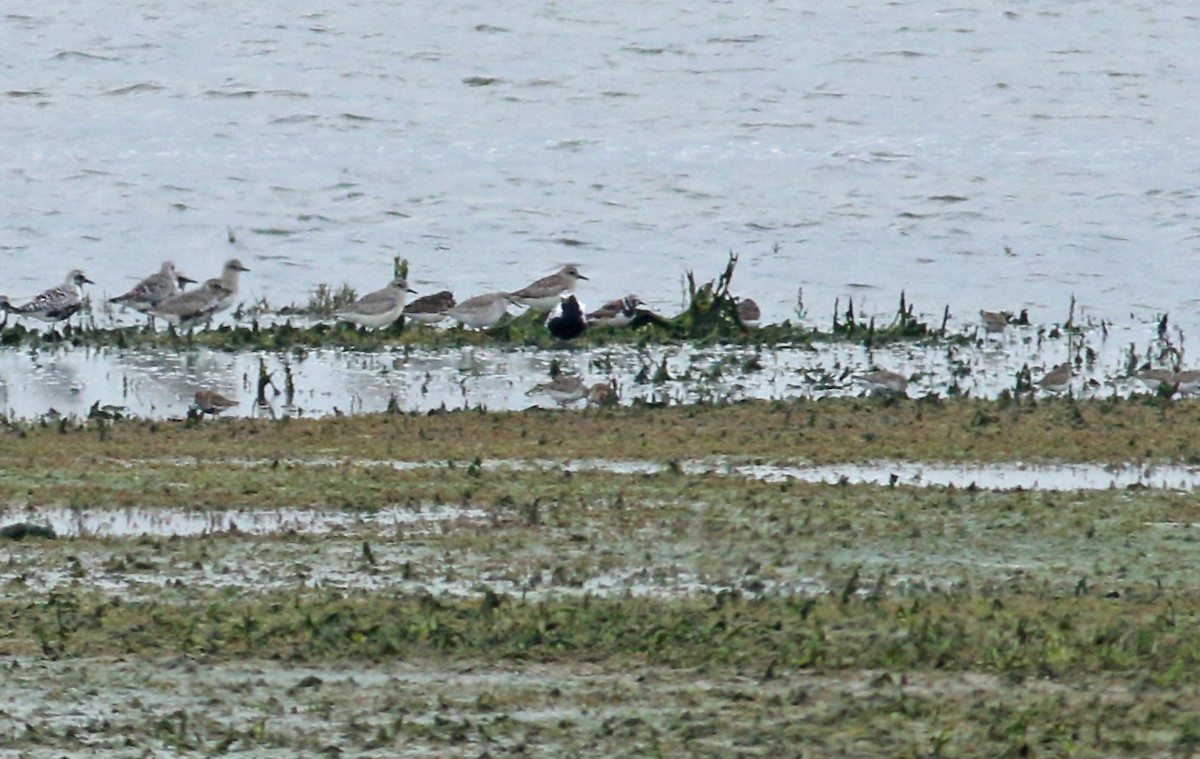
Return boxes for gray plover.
[148,280,231,330]
[0,269,93,325]
[445,292,512,329]
[193,390,238,417]
[856,369,909,396]
[110,260,195,327]
[507,265,588,312]
[335,277,417,329]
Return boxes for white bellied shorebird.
[507,265,588,312]
[445,292,512,329]
[335,277,416,330]
[1,269,93,328]
[403,290,456,325]
[206,258,250,314]
[527,373,589,407]
[856,369,909,396]
[586,295,642,328]
[110,260,195,327]
[192,390,238,417]
[1036,362,1073,395]
[148,280,232,330]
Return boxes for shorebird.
[1175,369,1200,397]
[109,261,195,327]
[192,390,238,417]
[0,269,93,325]
[736,298,761,327]
[508,265,588,312]
[545,294,587,340]
[1134,368,1179,394]
[586,295,643,328]
[1036,362,1073,395]
[587,381,615,407]
[335,277,416,330]
[148,280,232,330]
[403,290,456,325]
[445,292,512,329]
[205,258,250,313]
[527,373,589,407]
[980,310,1010,338]
[856,369,909,396]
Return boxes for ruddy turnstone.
[1036,362,1073,395]
[527,373,589,407]
[586,295,642,328]
[445,292,512,329]
[109,260,195,327]
[545,294,587,340]
[507,264,588,312]
[856,369,909,396]
[192,390,238,417]
[0,269,93,325]
[403,290,456,324]
[335,277,416,329]
[148,279,232,330]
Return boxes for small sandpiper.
[856,369,909,396]
[508,264,588,312]
[1134,368,1178,394]
[979,310,1010,338]
[206,258,250,314]
[109,260,196,327]
[1175,369,1200,397]
[445,292,513,329]
[545,294,587,340]
[192,390,238,417]
[736,298,761,327]
[148,280,232,330]
[527,373,589,407]
[586,295,643,328]
[587,380,616,407]
[1036,362,1073,395]
[335,277,416,330]
[403,290,456,325]
[0,269,94,326]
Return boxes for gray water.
[3,1,1199,332]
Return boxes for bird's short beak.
[577,274,589,280]
[83,276,95,284]
[177,275,197,285]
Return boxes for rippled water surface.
[4,1,1199,331]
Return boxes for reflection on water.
[0,318,1176,420]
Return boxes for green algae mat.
[2,398,1200,756]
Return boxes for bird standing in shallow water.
[856,369,908,397]
[527,373,589,407]
[192,390,238,417]
[545,294,587,340]
[1,269,94,328]
[508,265,588,312]
[1036,362,1073,395]
[335,277,416,330]
[110,260,195,328]
[148,280,231,331]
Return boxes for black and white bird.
[545,294,587,340]
[1,269,94,326]
[586,294,643,328]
